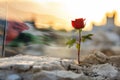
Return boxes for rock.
[32,65,42,73]
[33,70,107,80]
[67,64,82,73]
[0,71,5,80]
[0,70,16,80]
[60,59,75,70]
[92,63,118,78]
[81,51,109,64]
[0,54,120,80]
[32,63,65,72]
[12,63,33,72]
[20,73,33,80]
[94,51,109,63]
[108,55,120,68]
[6,74,22,80]
[111,72,120,80]
[95,51,108,59]
[92,76,108,80]
[33,70,83,80]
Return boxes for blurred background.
[0,0,120,58]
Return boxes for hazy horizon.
[0,0,120,31]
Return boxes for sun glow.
[1,0,120,31]
[30,0,120,31]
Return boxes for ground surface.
[0,51,120,80]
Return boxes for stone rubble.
[0,52,120,80]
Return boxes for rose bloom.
[71,18,85,29]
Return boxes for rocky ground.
[0,51,120,80]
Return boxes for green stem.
[78,29,81,64]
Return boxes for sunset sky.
[0,0,120,31]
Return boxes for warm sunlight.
[1,0,120,31]
[32,0,120,30]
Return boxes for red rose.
[71,18,85,29]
